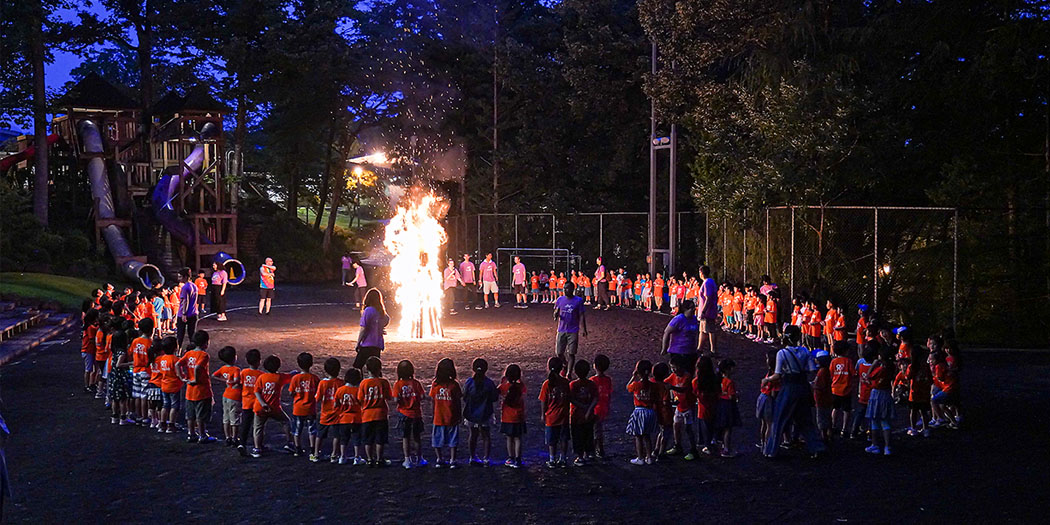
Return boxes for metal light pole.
[649,43,677,276]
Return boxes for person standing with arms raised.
[593,257,609,310]
[554,282,587,378]
[354,289,390,369]
[459,254,479,310]
[258,258,276,315]
[479,253,500,308]
[697,265,719,355]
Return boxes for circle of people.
[76,257,963,468]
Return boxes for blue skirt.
[865,389,895,421]
[755,393,774,421]
[715,398,741,430]
[625,407,656,436]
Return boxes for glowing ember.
[383,192,448,339]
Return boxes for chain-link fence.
[447,207,958,335]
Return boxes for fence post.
[790,206,795,300]
[704,211,709,264]
[765,208,770,276]
[599,213,604,258]
[873,207,879,311]
[743,209,748,283]
[953,208,958,332]
[514,214,519,250]
[722,217,727,278]
[477,214,481,258]
[552,214,556,252]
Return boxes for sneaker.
[546,460,558,469]
[403,458,413,469]
[310,454,320,463]
[353,457,367,466]
[494,303,501,308]
[906,428,918,437]
[644,457,654,465]
[683,452,697,461]
[929,419,945,428]
[883,447,893,456]
[330,455,339,463]
[922,428,931,438]
[573,458,585,467]
[187,434,197,443]
[434,460,447,469]
[118,419,128,426]
[157,426,166,433]
[416,457,428,467]
[338,457,349,465]
[665,447,680,456]
[484,305,490,309]
[198,435,216,444]
[864,445,882,455]
[475,306,483,310]
[448,461,459,469]
[282,443,297,454]
[504,458,516,468]
[111,417,119,424]
[237,445,248,457]
[250,448,263,458]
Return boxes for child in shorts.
[665,356,698,460]
[715,359,740,457]
[499,364,527,468]
[651,362,674,457]
[237,349,263,456]
[290,352,320,456]
[539,357,570,468]
[212,346,242,446]
[394,360,426,468]
[357,356,393,466]
[430,358,463,468]
[568,360,598,466]
[155,336,182,434]
[463,358,499,465]
[251,355,295,458]
[312,358,344,463]
[813,353,833,441]
[334,368,363,465]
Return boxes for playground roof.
[152,87,230,116]
[54,73,138,110]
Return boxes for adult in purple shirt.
[459,253,479,310]
[697,265,719,355]
[209,261,228,322]
[176,267,198,349]
[354,288,390,369]
[553,282,588,378]
[661,299,699,370]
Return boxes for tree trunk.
[314,123,337,229]
[323,161,346,254]
[30,7,48,226]
[137,20,154,139]
[287,143,300,218]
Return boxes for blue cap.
[893,326,908,335]
[858,304,869,311]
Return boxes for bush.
[0,183,105,277]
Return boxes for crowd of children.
[77,259,962,468]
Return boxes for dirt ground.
[2,284,1047,523]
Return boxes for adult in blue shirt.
[761,325,826,458]
[175,267,198,350]
[661,299,700,370]
[554,282,588,378]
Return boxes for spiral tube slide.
[78,119,164,289]
[213,251,245,285]
[149,121,218,247]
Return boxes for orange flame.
[383,192,447,339]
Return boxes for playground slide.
[0,133,60,172]
[148,122,245,284]
[78,119,164,288]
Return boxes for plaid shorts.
[131,372,150,399]
[145,385,162,402]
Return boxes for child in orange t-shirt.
[334,368,363,464]
[312,358,344,463]
[651,363,674,457]
[591,354,612,458]
[499,364,527,468]
[430,358,463,468]
[626,359,657,465]
[237,349,263,455]
[251,355,295,458]
[290,352,321,456]
[394,359,427,468]
[530,272,540,304]
[665,357,697,459]
[538,357,571,468]
[155,336,182,433]
[357,356,393,466]
[194,270,208,313]
[756,350,780,446]
[829,343,855,437]
[212,345,242,446]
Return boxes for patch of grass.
[296,207,379,233]
[0,272,103,308]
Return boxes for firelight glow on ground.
[383,192,448,340]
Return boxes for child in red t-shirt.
[333,368,362,464]
[357,356,393,466]
[568,360,598,466]
[430,358,463,468]
[813,354,833,441]
[499,364,527,468]
[591,354,612,458]
[651,363,675,458]
[756,350,779,447]
[906,346,933,437]
[715,359,741,457]
[539,357,571,468]
[394,359,426,468]
[664,357,698,460]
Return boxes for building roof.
[54,73,139,110]
[152,86,230,116]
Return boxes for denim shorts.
[161,391,181,410]
[291,415,318,437]
[431,424,459,448]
